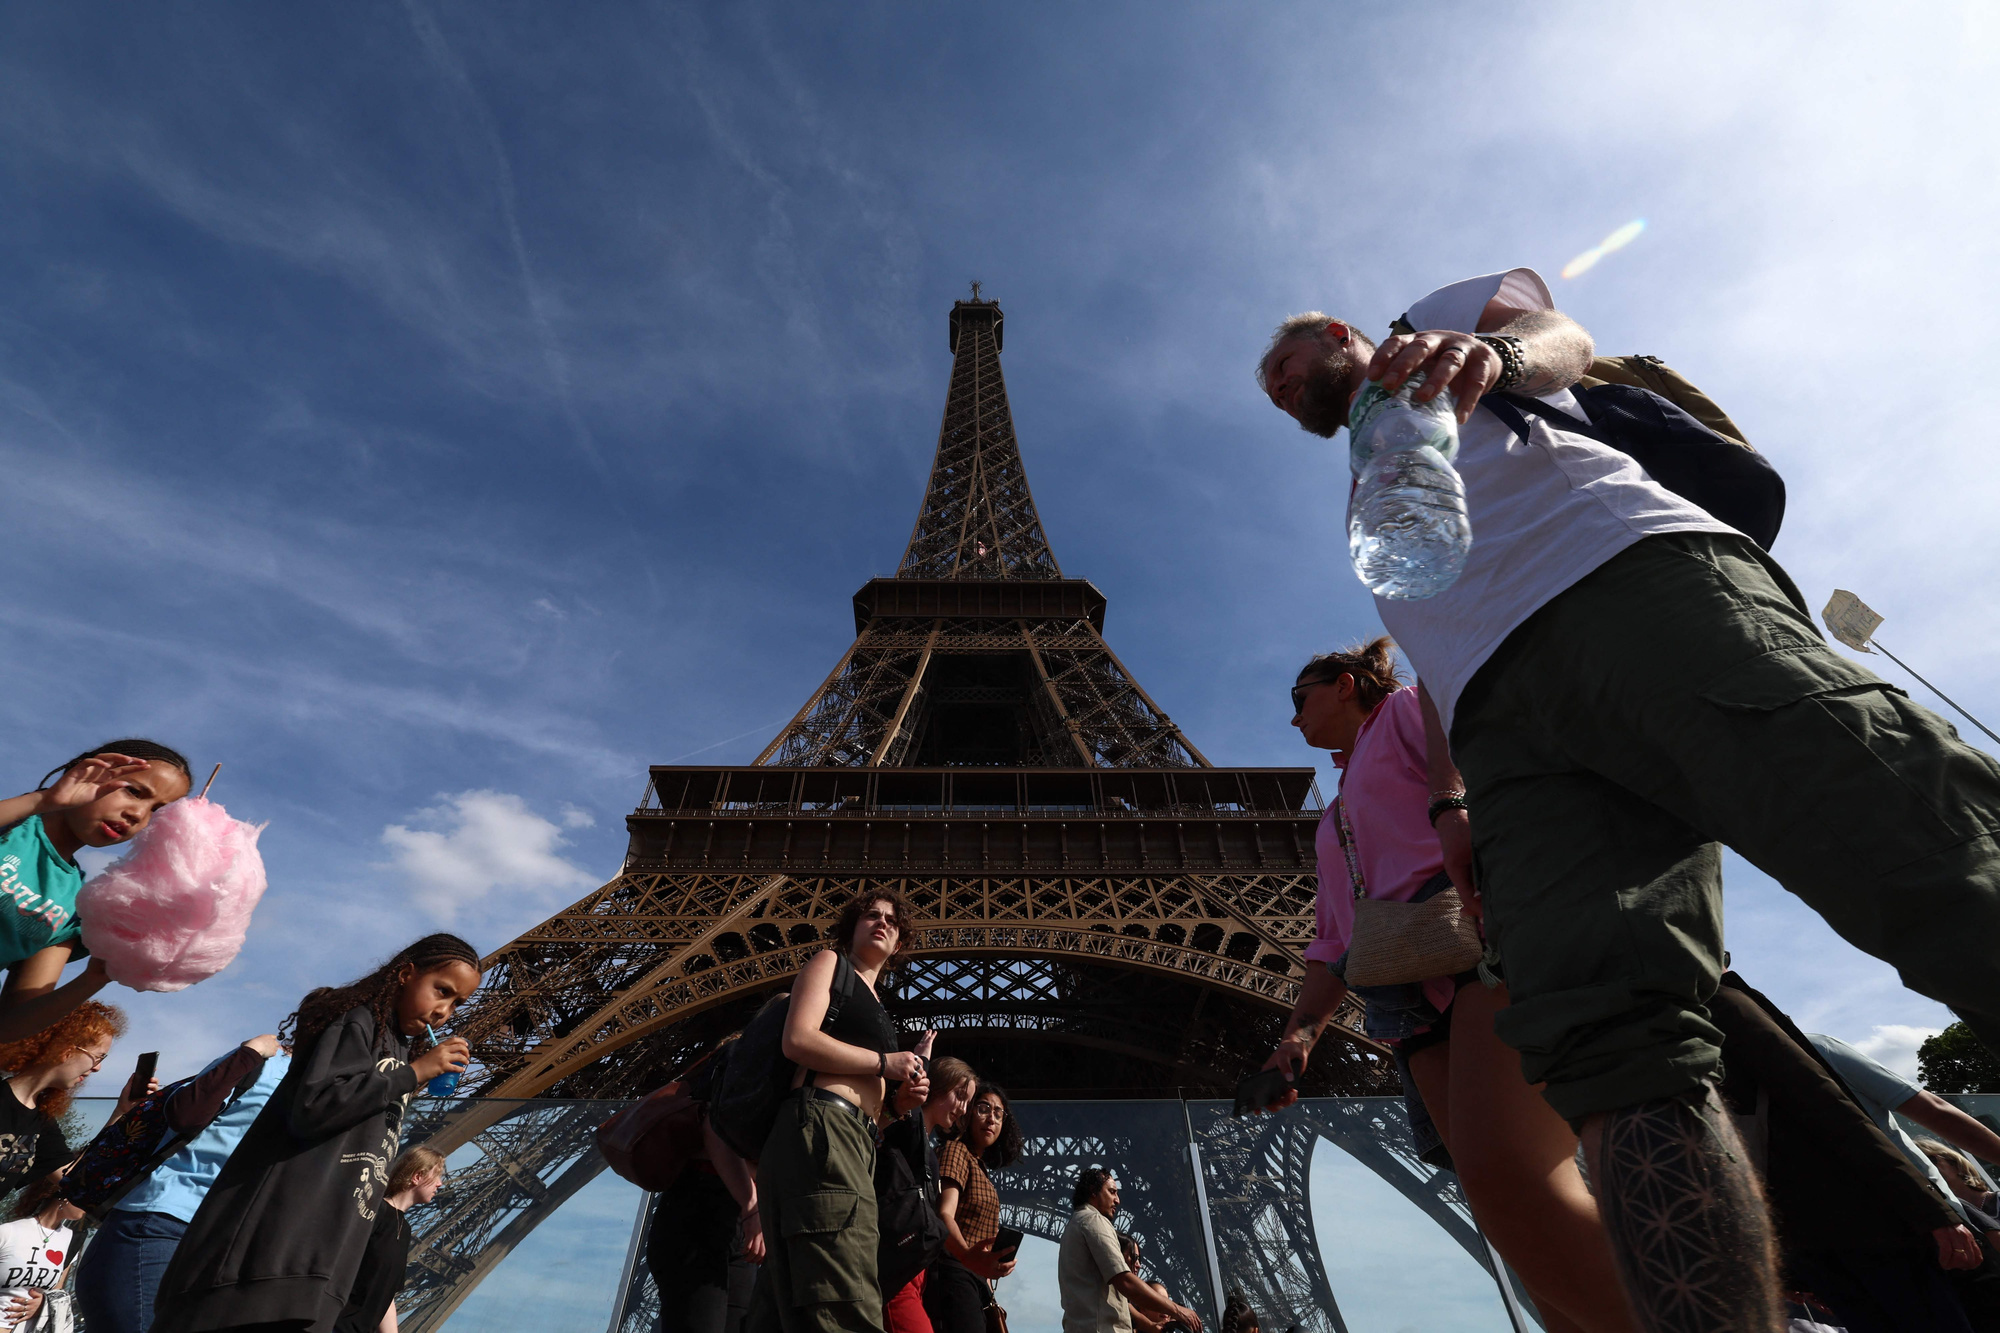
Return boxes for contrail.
[662,720,794,765]
[399,0,616,492]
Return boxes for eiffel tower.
[395,294,1395,1332]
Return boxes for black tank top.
[821,953,897,1056]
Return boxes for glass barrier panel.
[1188,1099,1525,1333]
[52,1093,2000,1333]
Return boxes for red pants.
[884,1271,934,1333]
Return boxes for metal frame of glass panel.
[47,1095,1998,1333]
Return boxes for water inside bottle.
[1344,373,1471,599]
[1347,446,1472,600]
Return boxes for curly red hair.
[0,1000,127,1118]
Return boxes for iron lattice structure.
[395,297,1391,1332]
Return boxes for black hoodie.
[152,1004,419,1333]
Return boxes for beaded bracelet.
[1476,334,1526,390]
[1428,793,1470,826]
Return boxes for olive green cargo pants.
[1452,531,2000,1124]
[747,1089,883,1333]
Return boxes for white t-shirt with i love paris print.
[0,1217,70,1326]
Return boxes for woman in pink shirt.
[1262,638,1632,1333]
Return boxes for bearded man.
[1257,269,2000,1333]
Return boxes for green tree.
[1918,1022,2000,1094]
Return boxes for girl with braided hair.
[0,740,192,1043]
[153,934,481,1333]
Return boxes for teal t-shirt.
[0,818,85,968]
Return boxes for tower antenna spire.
[970,279,982,301]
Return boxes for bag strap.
[89,1058,267,1216]
[802,952,859,1093]
[1334,797,1366,902]
[1482,390,1607,446]
[825,952,855,1028]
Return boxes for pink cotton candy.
[78,797,268,993]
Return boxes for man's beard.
[1294,347,1359,438]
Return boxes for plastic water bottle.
[424,1023,461,1098]
[1345,372,1473,600]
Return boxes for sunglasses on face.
[1290,679,1331,715]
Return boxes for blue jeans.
[74,1209,186,1333]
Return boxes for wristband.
[1428,794,1469,826]
[1476,334,1525,390]
[878,1051,888,1078]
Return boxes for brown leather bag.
[596,1079,706,1191]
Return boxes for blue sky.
[3,2,1997,1086]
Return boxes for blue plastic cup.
[425,1024,462,1098]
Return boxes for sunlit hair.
[388,1144,448,1196]
[926,1056,977,1106]
[1296,636,1406,713]
[280,933,482,1058]
[1072,1164,1115,1208]
[0,1000,126,1119]
[11,1173,68,1222]
[38,739,191,792]
[1917,1137,1984,1186]
[832,889,913,969]
[965,1081,1023,1170]
[1254,314,1376,393]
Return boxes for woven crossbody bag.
[1336,796,1483,988]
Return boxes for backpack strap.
[1482,391,1606,445]
[802,952,860,1093]
[84,1059,268,1218]
[824,952,856,1029]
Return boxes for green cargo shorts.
[747,1090,883,1333]
[1452,531,2000,1124]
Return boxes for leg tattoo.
[1593,1088,1781,1333]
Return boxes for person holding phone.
[925,1083,1022,1333]
[72,1034,289,1333]
[1263,642,1629,1333]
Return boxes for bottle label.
[1349,374,1459,474]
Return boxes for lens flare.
[1561,219,1646,280]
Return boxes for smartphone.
[1232,1067,1292,1118]
[993,1226,1024,1259]
[125,1051,159,1100]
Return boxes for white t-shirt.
[0,1217,70,1326]
[1371,268,1735,732]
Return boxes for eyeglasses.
[69,1047,107,1071]
[970,1102,1005,1118]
